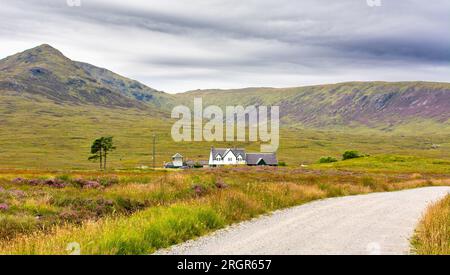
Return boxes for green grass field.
[1,93,449,170]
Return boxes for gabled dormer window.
[237,155,243,161]
[216,155,222,161]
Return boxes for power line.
[152,134,156,170]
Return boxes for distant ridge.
[176,81,450,128]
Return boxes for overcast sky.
[1,0,449,93]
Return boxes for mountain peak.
[0,44,170,109]
[21,43,68,61]
[0,44,69,68]
[32,44,64,55]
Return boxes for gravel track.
[156,187,450,255]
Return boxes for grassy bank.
[1,167,449,254]
[1,94,450,170]
[312,155,450,174]
[412,195,450,255]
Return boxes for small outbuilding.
[164,153,184,168]
[172,153,184,167]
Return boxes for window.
[228,157,232,161]
[216,156,221,161]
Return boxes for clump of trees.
[319,157,338,163]
[342,150,362,160]
[89,136,116,170]
[193,162,204,168]
[318,151,365,164]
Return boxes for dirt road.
[157,187,450,255]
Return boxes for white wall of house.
[222,150,237,165]
[209,151,227,166]
[209,151,214,166]
[236,154,246,165]
[173,157,183,167]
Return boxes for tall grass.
[412,195,450,255]
[1,205,224,255]
[0,182,328,254]
[1,168,448,254]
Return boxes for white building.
[208,147,278,167]
[172,153,184,167]
[165,153,184,168]
[209,148,246,166]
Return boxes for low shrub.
[319,157,338,163]
[56,174,72,183]
[0,215,39,240]
[215,180,228,189]
[72,178,103,189]
[342,150,362,160]
[193,162,203,168]
[0,203,9,211]
[361,177,377,190]
[12,178,66,188]
[97,176,119,187]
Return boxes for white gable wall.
[236,154,246,164]
[173,157,183,167]
[222,150,237,165]
[209,149,247,166]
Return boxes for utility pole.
[152,134,156,170]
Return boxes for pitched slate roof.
[246,153,278,165]
[172,153,183,158]
[211,148,246,158]
[211,148,226,158]
[226,148,246,158]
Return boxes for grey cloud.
[0,0,449,92]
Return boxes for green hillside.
[0,45,450,170]
[0,92,449,170]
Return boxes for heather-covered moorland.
[0,162,449,254]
